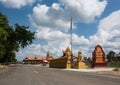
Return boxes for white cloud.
[29,0,107,32]
[0,0,36,8]
[90,10,120,52]
[29,4,70,32]
[72,34,89,46]
[36,29,69,41]
[60,0,107,23]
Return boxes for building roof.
[23,57,43,61]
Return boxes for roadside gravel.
[97,71,120,76]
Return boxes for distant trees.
[107,51,120,62]
[107,51,120,67]
[107,51,116,62]
[83,57,93,67]
[0,12,35,63]
[82,51,120,67]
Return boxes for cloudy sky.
[0,0,120,61]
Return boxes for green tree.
[107,51,116,62]
[0,12,10,61]
[0,12,35,63]
[116,52,120,61]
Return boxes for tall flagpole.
[70,17,73,56]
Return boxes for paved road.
[0,64,120,85]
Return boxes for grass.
[107,61,120,68]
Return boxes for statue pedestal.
[77,61,88,69]
[92,62,107,68]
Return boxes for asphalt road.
[0,64,120,85]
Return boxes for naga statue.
[65,47,71,57]
[78,51,82,61]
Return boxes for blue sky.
[0,0,120,61]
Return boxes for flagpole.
[70,17,73,56]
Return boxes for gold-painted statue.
[65,47,71,57]
[78,51,82,61]
[77,51,88,69]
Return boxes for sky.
[0,0,120,61]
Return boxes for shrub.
[107,61,120,68]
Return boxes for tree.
[116,52,120,61]
[0,12,35,63]
[107,51,116,62]
[0,12,10,61]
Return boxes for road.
[0,64,120,85]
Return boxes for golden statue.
[65,47,71,57]
[77,51,88,69]
[78,51,82,61]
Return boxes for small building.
[23,57,43,64]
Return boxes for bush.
[107,61,120,68]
